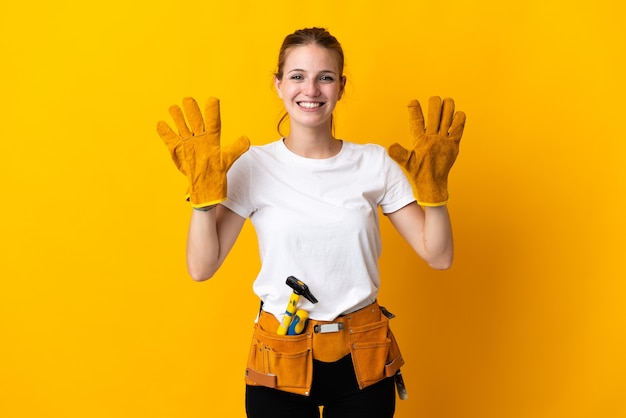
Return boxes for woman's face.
[275,44,346,132]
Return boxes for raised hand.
[157,97,250,208]
[388,97,466,206]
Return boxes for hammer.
[276,276,318,335]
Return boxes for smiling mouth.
[297,101,324,109]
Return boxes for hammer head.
[286,276,318,304]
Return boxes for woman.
[157,27,465,418]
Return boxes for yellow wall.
[1,1,624,417]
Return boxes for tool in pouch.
[277,276,318,335]
[380,305,409,400]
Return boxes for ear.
[338,75,347,100]
[274,76,283,99]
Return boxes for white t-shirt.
[222,139,415,321]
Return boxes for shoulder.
[341,141,391,163]
[244,139,279,154]
[342,141,386,153]
[233,139,281,164]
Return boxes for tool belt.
[245,301,404,396]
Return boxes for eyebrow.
[287,68,337,75]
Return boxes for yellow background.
[1,1,625,417]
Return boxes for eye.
[319,75,335,82]
[290,74,304,80]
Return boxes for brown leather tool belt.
[244,301,404,396]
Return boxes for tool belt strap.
[245,368,277,389]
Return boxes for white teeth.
[299,102,322,109]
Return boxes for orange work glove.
[388,97,466,206]
[157,97,250,208]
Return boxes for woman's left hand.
[388,97,466,206]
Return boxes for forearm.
[387,202,454,270]
[186,205,246,281]
[421,205,454,269]
[186,207,220,281]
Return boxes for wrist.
[193,204,217,212]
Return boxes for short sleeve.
[379,152,416,214]
[222,152,254,219]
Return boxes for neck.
[283,126,341,159]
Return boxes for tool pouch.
[348,313,404,389]
[245,302,404,396]
[245,313,313,396]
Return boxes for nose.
[303,78,320,97]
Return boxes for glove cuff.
[186,180,228,208]
[187,192,227,209]
[417,197,449,207]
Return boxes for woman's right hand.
[157,97,250,208]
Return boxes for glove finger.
[183,97,205,135]
[168,104,193,139]
[221,135,251,168]
[157,120,187,173]
[426,96,442,136]
[407,100,425,145]
[203,97,222,145]
[388,143,411,166]
[156,120,179,148]
[449,111,466,142]
[439,97,455,136]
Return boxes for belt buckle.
[314,323,344,334]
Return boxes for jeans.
[245,354,396,418]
